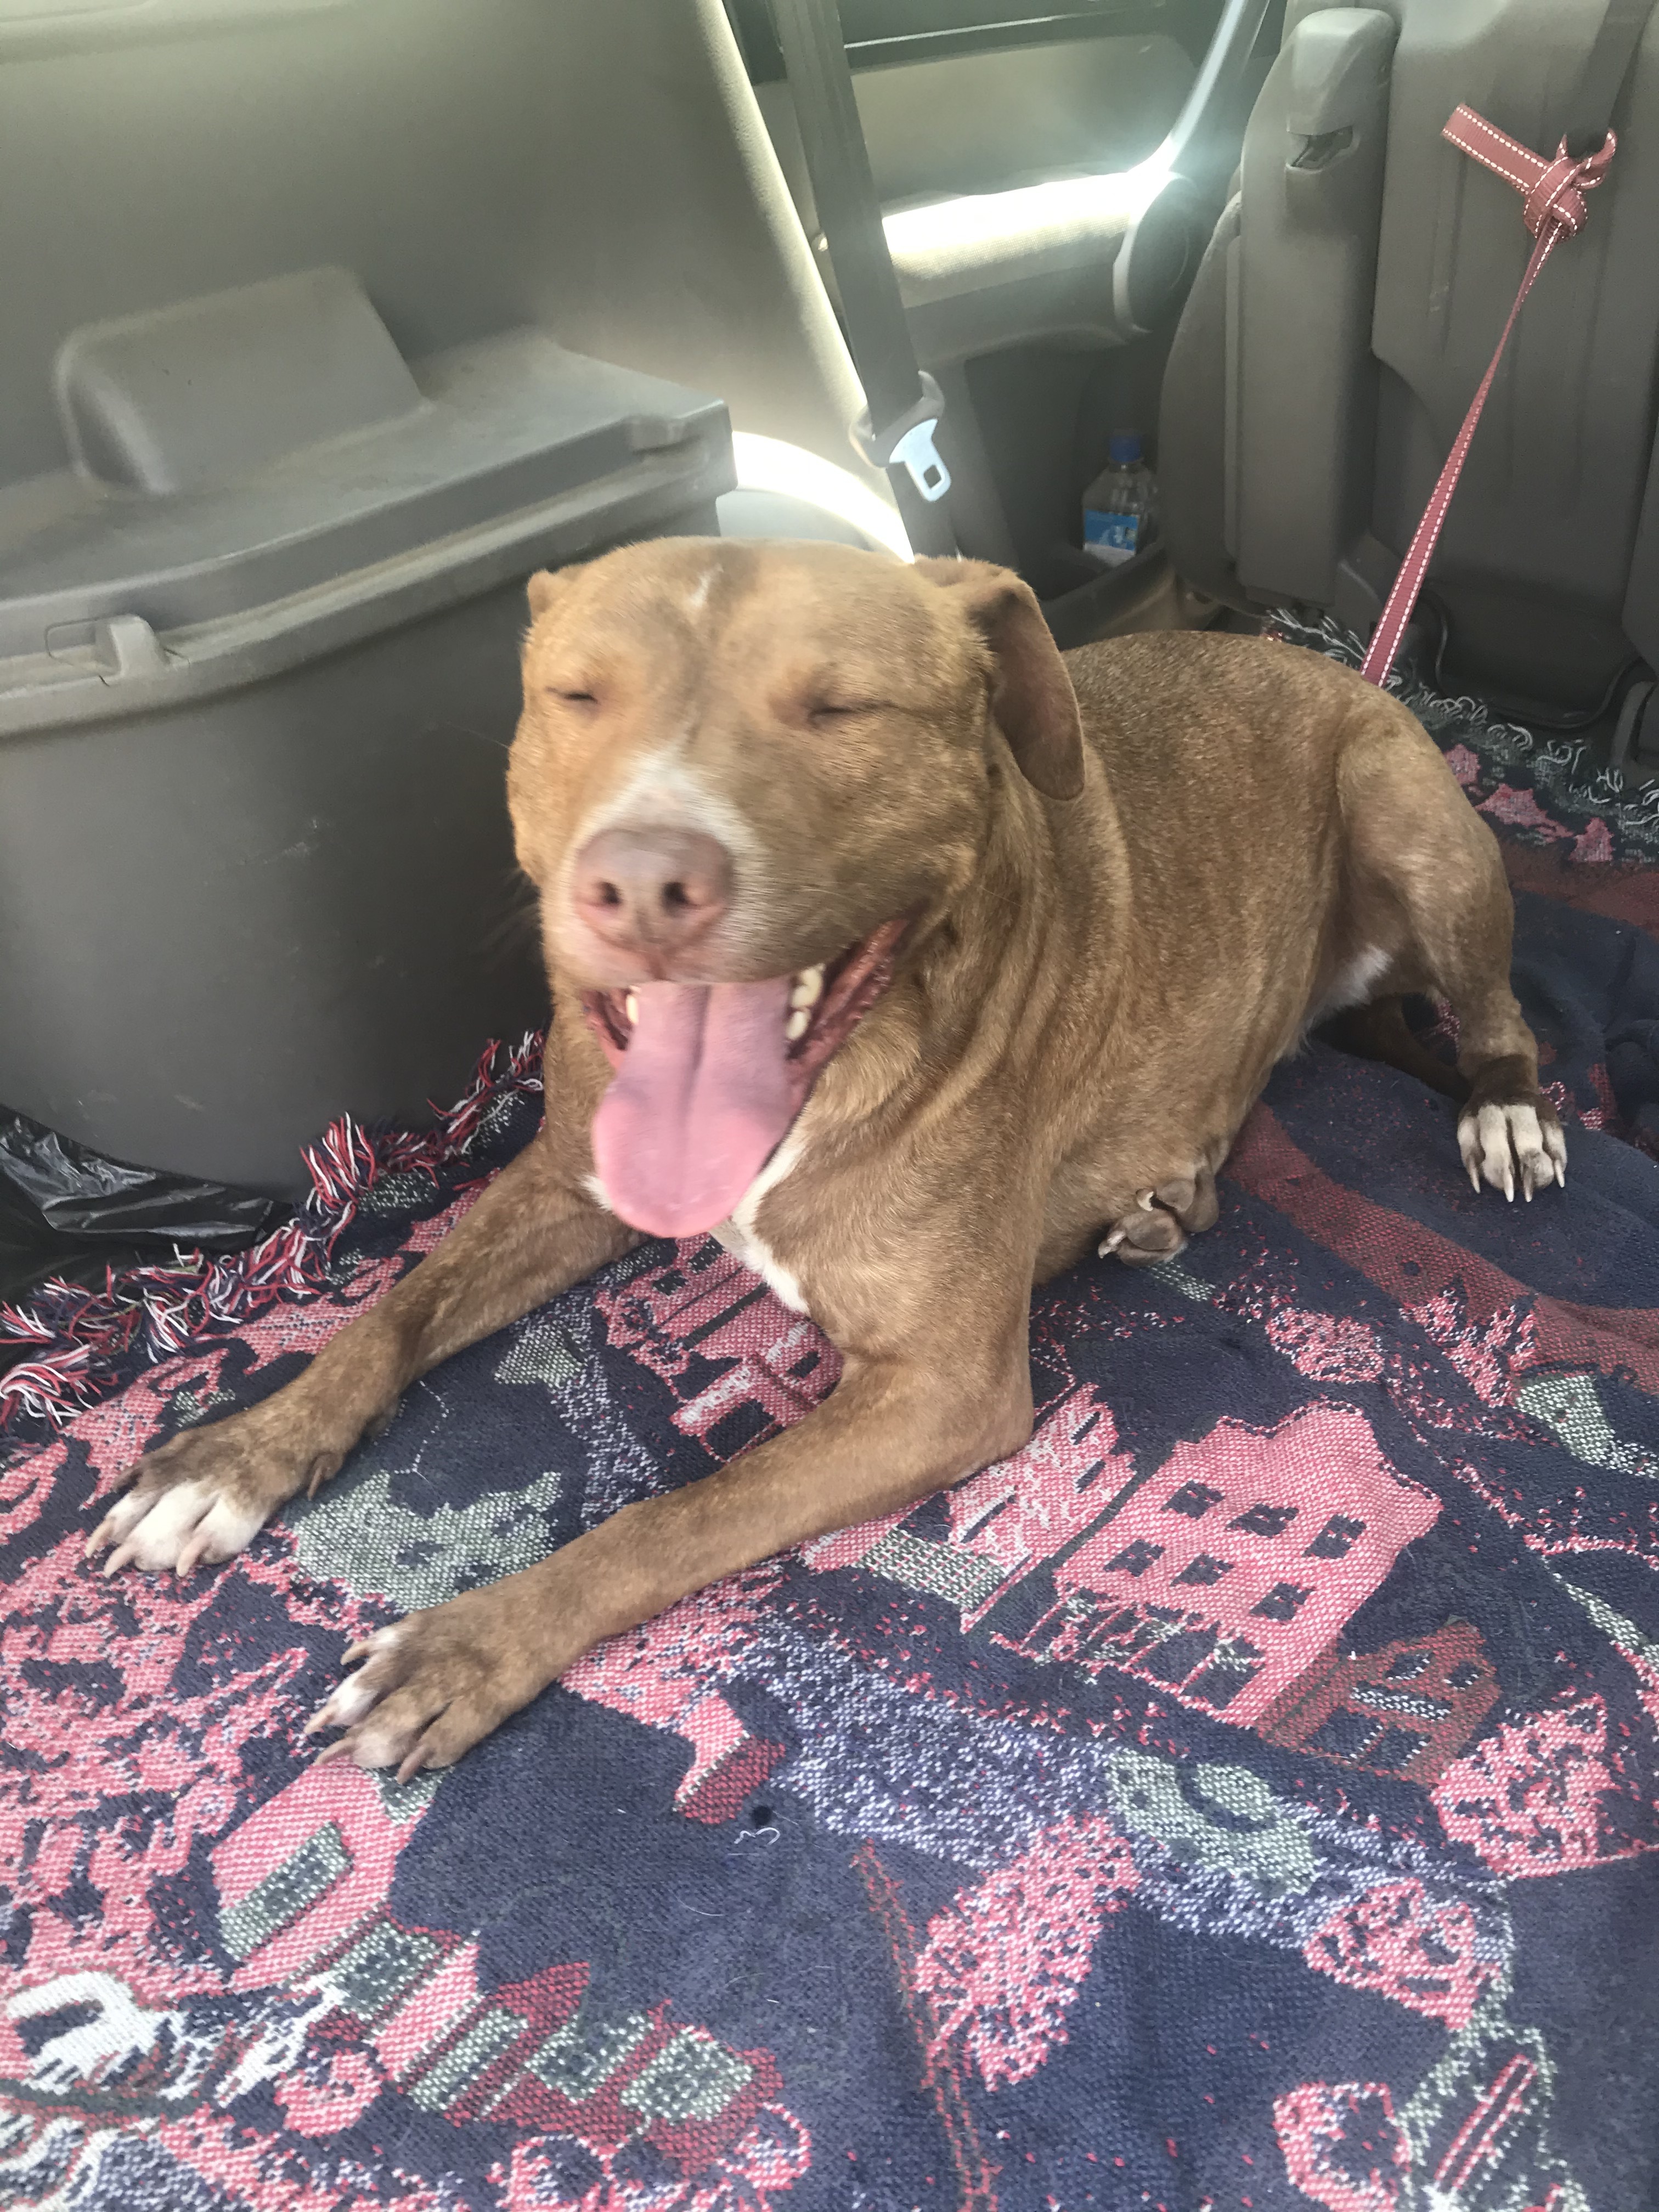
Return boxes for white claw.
[1545,1122,1568,1186]
[624,990,639,1025]
[1458,1100,1566,1204]
[785,1007,811,1042]
[306,1672,378,1736]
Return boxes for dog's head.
[509,537,1083,1237]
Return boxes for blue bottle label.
[1084,508,1139,564]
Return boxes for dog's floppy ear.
[913,556,1085,800]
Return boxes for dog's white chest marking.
[715,1133,809,1314]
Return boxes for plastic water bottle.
[1082,432,1158,568]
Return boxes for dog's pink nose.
[572,826,732,957]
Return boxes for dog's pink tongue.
[591,978,794,1238]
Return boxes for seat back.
[1160,0,1659,706]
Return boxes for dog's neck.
[808,748,1130,1144]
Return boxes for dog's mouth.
[579,916,908,1239]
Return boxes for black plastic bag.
[0,1107,278,1308]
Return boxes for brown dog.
[87,539,1565,1779]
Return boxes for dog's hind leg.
[1339,710,1566,1200]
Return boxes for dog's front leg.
[87,1130,637,1577]
[308,1344,1034,1780]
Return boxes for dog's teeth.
[624,991,639,1025]
[789,966,824,1012]
[785,1007,811,1043]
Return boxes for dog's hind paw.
[1098,1165,1220,1266]
[1457,1096,1566,1202]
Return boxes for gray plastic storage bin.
[0,270,735,1195]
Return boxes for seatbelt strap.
[1360,1,1656,687]
[769,0,958,556]
[1564,0,1655,155]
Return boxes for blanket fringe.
[0,1032,544,1440]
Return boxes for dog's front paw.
[86,1407,342,1578]
[1458,1094,1566,1201]
[306,1589,551,1782]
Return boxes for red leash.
[1358,108,1617,689]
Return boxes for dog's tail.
[1321,996,1470,1104]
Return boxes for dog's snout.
[572,826,732,957]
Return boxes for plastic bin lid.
[0,268,731,665]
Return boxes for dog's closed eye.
[546,686,599,708]
[808,699,885,726]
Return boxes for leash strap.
[1359,0,1657,686]
[1357,114,1615,686]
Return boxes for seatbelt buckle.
[851,371,953,503]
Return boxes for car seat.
[1159,0,1659,715]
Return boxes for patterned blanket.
[4,623,1659,2212]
